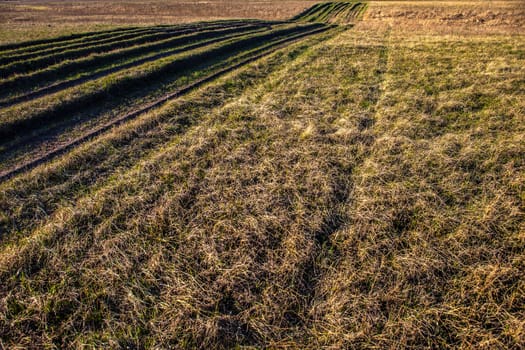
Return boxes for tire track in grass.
[0,27,152,57]
[328,2,350,22]
[0,21,268,66]
[0,25,334,183]
[293,2,365,24]
[0,26,145,53]
[0,20,262,57]
[0,25,263,78]
[0,23,271,102]
[292,3,323,21]
[0,34,344,346]
[0,24,272,107]
[0,29,163,65]
[292,27,391,335]
[0,24,323,140]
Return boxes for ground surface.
[0,1,524,349]
[0,0,320,44]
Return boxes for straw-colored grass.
[0,1,523,348]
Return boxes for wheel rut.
[0,26,334,183]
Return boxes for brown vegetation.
[0,1,524,348]
[365,0,525,34]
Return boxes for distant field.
[0,1,524,349]
[0,0,319,44]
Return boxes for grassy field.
[0,1,524,348]
[0,0,320,44]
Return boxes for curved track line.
[0,26,271,108]
[0,26,334,183]
[0,22,262,65]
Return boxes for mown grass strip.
[292,2,364,24]
[0,24,323,138]
[0,28,164,66]
[0,24,271,104]
[0,27,143,53]
[0,24,331,182]
[0,28,228,78]
[0,27,157,59]
[0,19,264,56]
[0,21,266,65]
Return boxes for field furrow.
[0,23,325,141]
[0,20,262,57]
[0,24,272,104]
[0,22,276,78]
[0,24,332,182]
[0,21,269,65]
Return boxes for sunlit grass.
[0,1,523,348]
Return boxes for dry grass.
[0,1,524,348]
[364,0,525,35]
[309,19,525,348]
